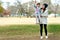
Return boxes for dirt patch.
[0,17,60,26]
[0,35,60,40]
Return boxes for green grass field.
[0,24,60,36]
[48,24,60,34]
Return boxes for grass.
[0,25,39,36]
[48,24,60,34]
[0,24,60,36]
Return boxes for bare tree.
[54,0,60,17]
[15,0,25,17]
[54,4,59,17]
[6,2,10,8]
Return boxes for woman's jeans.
[40,24,47,36]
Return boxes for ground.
[0,17,60,40]
[0,35,60,40]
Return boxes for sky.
[1,0,60,9]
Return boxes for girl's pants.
[40,24,47,36]
[36,13,40,23]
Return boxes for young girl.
[34,2,41,24]
[40,3,48,39]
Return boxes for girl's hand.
[35,0,36,3]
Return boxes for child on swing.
[34,1,41,24]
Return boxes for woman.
[40,3,48,39]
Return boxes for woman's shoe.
[40,36,43,39]
[46,36,48,39]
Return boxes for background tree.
[0,0,4,13]
[54,0,60,17]
[16,0,25,17]
[22,0,35,17]
[0,6,4,13]
[6,2,10,8]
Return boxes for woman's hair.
[43,3,48,12]
[37,3,40,5]
[43,3,48,8]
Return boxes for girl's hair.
[43,3,48,12]
[37,3,40,5]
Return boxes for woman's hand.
[40,15,48,17]
[40,15,42,17]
